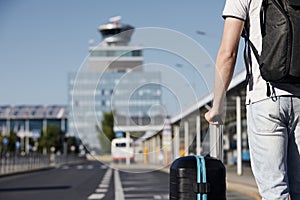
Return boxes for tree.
[0,130,20,153]
[38,125,62,154]
[7,130,20,152]
[101,111,115,141]
[66,136,79,154]
[96,111,115,153]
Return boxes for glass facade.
[68,71,162,150]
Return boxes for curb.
[0,166,55,178]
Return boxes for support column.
[126,132,130,165]
[184,121,189,156]
[173,125,180,159]
[196,115,201,155]
[150,137,154,164]
[143,141,149,164]
[61,118,67,156]
[43,119,47,133]
[236,96,242,175]
[25,119,30,154]
[6,118,10,134]
[61,118,65,132]
[42,119,47,154]
[162,119,172,164]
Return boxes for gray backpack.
[243,0,300,94]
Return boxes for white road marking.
[153,195,162,199]
[87,193,105,199]
[95,188,107,193]
[87,165,94,170]
[86,168,113,200]
[114,169,125,200]
[153,194,169,199]
[76,165,84,170]
[98,184,109,188]
[61,166,69,170]
[125,194,154,198]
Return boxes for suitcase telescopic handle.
[209,124,224,162]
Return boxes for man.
[205,0,300,199]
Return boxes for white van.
[111,137,134,162]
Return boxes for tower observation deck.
[98,16,134,46]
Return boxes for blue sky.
[0,0,244,106]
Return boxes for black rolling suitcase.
[170,125,226,200]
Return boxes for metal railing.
[0,153,86,175]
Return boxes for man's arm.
[205,17,244,124]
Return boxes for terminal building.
[68,17,162,150]
[135,70,249,167]
[0,105,67,135]
[0,105,67,152]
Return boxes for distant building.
[68,17,162,150]
[0,105,67,136]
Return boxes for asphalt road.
[0,161,113,200]
[0,160,255,200]
[119,169,169,200]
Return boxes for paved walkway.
[226,165,260,200]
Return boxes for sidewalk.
[110,162,261,200]
[226,165,261,200]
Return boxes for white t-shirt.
[223,0,300,104]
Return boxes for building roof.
[0,105,67,120]
[170,69,246,123]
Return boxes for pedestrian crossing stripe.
[87,168,112,200]
[95,188,107,193]
[98,183,109,188]
[153,194,169,199]
[88,193,105,200]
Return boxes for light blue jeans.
[247,96,300,200]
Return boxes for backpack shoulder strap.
[241,18,254,90]
[242,7,272,96]
[241,5,263,90]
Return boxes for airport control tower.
[99,16,134,46]
[68,17,162,151]
[87,16,143,73]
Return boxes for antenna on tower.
[109,16,122,24]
